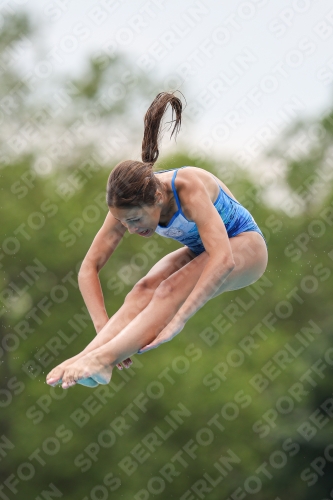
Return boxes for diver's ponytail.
[141,91,183,164]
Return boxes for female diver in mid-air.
[46,91,268,389]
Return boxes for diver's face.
[109,201,161,237]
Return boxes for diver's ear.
[155,190,163,205]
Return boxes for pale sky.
[3,0,333,167]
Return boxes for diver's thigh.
[213,231,268,295]
[136,246,195,290]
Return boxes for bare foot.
[46,352,132,386]
[46,356,79,386]
[61,353,113,389]
[46,357,101,387]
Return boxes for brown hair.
[106,91,184,208]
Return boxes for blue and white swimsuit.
[154,166,267,256]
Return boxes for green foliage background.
[1,13,333,500]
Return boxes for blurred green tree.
[1,11,333,500]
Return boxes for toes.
[46,366,65,386]
[62,370,77,389]
[62,368,96,388]
[117,358,132,369]
[116,358,132,370]
[123,358,133,368]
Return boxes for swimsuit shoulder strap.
[171,170,182,213]
[171,167,188,215]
